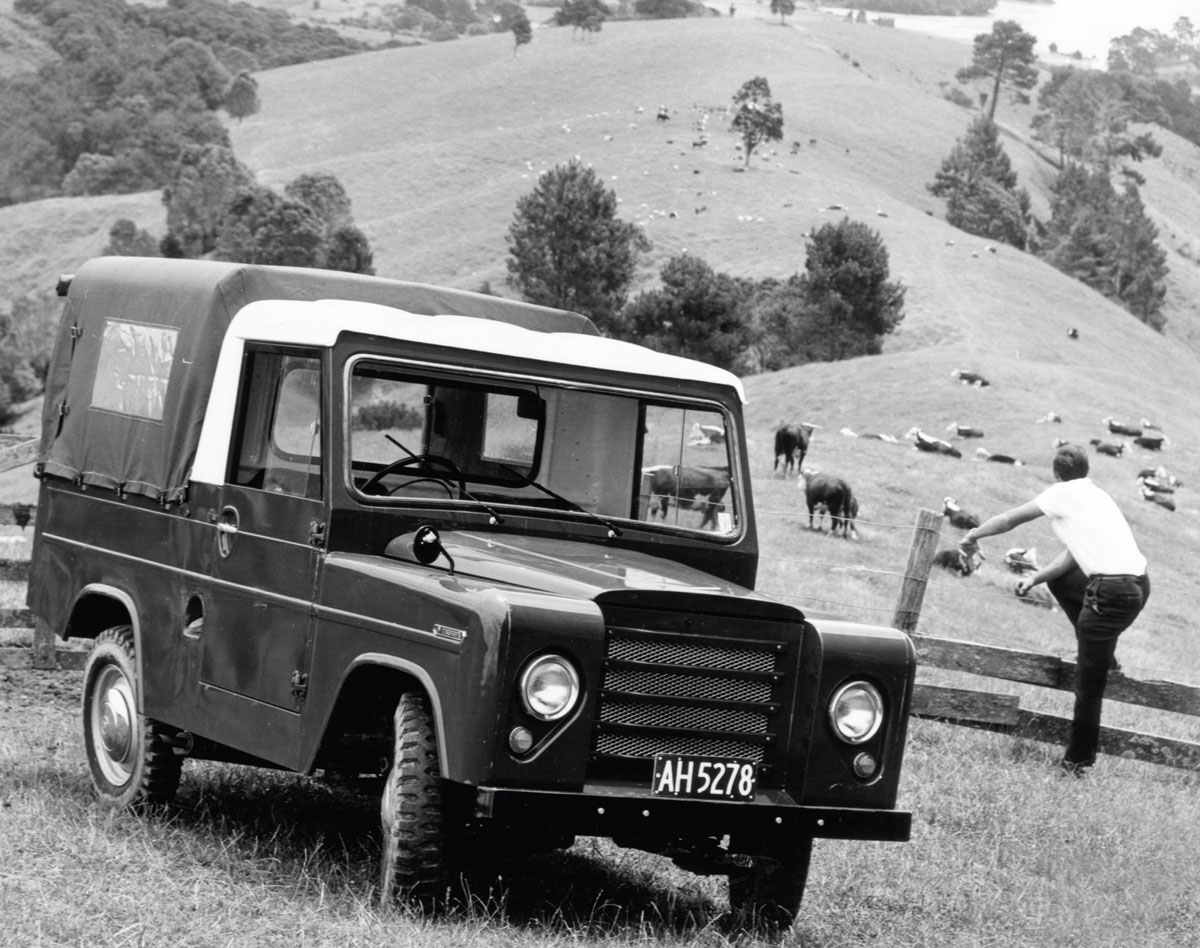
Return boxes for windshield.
[346,359,740,536]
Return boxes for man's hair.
[1053,444,1089,481]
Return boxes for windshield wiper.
[498,464,622,538]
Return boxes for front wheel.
[82,625,183,808]
[380,692,451,912]
[724,836,813,935]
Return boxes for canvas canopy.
[39,257,597,505]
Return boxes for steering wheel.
[361,453,466,498]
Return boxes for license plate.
[651,754,757,801]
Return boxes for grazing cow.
[906,427,962,458]
[1090,439,1126,458]
[647,466,730,529]
[1036,411,1063,424]
[801,470,856,538]
[933,548,980,576]
[975,447,1024,466]
[774,422,815,477]
[942,496,981,530]
[950,369,990,387]
[1133,432,1165,451]
[1140,486,1176,512]
[947,422,985,438]
[1104,416,1142,437]
[1067,328,1079,339]
[1004,547,1039,574]
[1138,466,1182,488]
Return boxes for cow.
[646,465,730,530]
[947,422,985,438]
[1133,432,1165,451]
[951,369,990,387]
[906,427,962,458]
[1140,486,1176,512]
[1104,416,1142,437]
[1003,547,1039,574]
[1090,439,1126,458]
[975,447,1024,466]
[774,422,816,477]
[801,470,856,538]
[942,496,981,530]
[933,548,980,576]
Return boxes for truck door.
[199,348,323,717]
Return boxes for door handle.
[216,506,240,558]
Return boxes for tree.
[730,76,783,170]
[617,255,750,370]
[1038,165,1168,330]
[555,0,608,36]
[633,0,698,19]
[928,115,1030,248]
[506,159,650,334]
[213,186,326,267]
[156,38,231,110]
[799,219,905,346]
[102,218,159,257]
[955,20,1039,121]
[1032,68,1162,175]
[324,225,376,275]
[224,72,260,122]
[769,0,794,24]
[162,143,256,258]
[284,172,353,232]
[512,10,532,52]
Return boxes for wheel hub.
[99,684,133,761]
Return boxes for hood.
[384,529,795,617]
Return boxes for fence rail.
[3,489,1198,770]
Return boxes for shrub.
[353,400,424,431]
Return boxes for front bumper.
[471,781,911,842]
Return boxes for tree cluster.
[0,0,363,206]
[1108,18,1198,76]
[834,0,994,14]
[928,116,1030,249]
[931,25,1171,329]
[1038,167,1167,331]
[161,157,375,273]
[505,161,905,373]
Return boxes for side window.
[231,350,322,499]
[638,405,737,533]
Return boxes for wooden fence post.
[892,507,943,633]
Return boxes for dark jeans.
[1046,568,1150,766]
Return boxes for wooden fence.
[2,450,1197,771]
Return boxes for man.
[959,444,1149,776]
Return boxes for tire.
[82,625,182,808]
[379,692,450,912]
[724,836,813,935]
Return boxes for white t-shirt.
[1034,478,1147,577]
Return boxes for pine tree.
[800,219,905,344]
[506,159,650,333]
[955,20,1039,121]
[928,116,1030,248]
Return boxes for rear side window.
[90,320,178,421]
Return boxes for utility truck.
[28,257,915,932]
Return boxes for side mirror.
[411,524,455,575]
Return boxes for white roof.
[191,299,744,485]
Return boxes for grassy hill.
[3,11,1200,945]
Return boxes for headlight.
[519,654,580,721]
[828,681,884,744]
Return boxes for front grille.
[591,624,789,773]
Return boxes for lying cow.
[646,465,730,530]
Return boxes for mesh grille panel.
[600,700,768,733]
[603,668,772,703]
[594,731,765,762]
[608,633,774,672]
[592,623,785,766]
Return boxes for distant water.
[822,0,1196,64]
